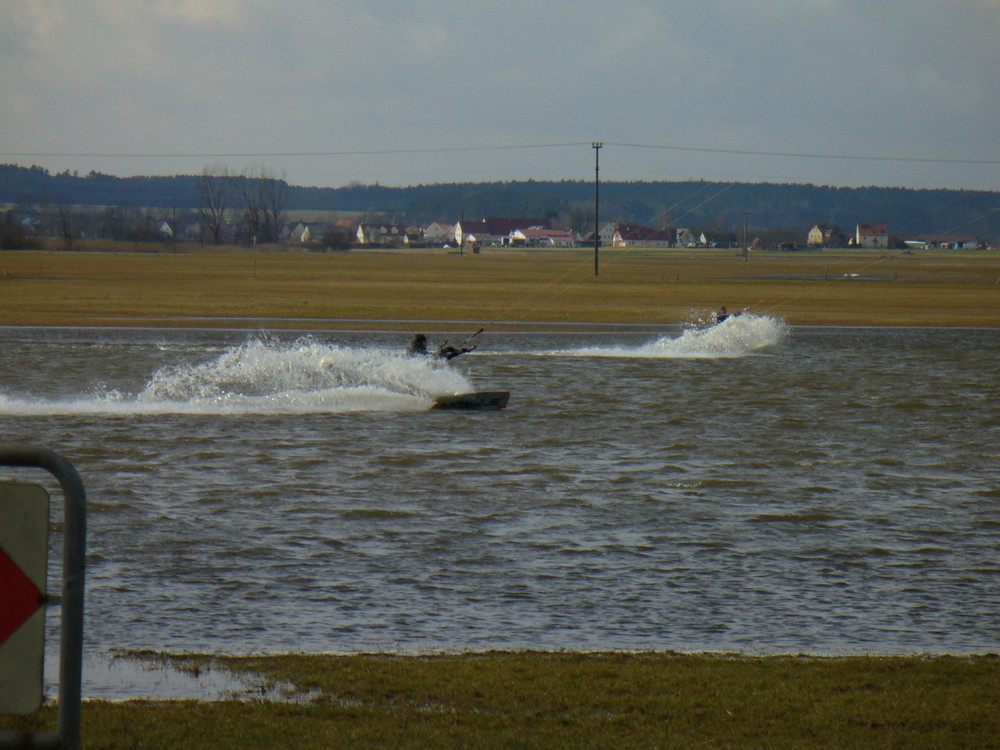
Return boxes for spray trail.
[0,338,473,415]
[545,314,787,358]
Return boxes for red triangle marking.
[0,547,44,646]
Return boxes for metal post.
[0,446,86,750]
[593,142,602,277]
[743,211,749,262]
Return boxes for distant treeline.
[2,163,997,236]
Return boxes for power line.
[606,141,1000,166]
[4,141,998,166]
[0,143,590,159]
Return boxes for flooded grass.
[2,246,998,746]
[0,245,998,328]
[4,651,998,748]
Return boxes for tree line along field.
[3,165,998,238]
[1,245,998,328]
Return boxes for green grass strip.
[4,651,998,748]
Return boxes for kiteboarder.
[408,333,430,355]
[715,306,730,323]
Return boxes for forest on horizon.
[2,163,997,238]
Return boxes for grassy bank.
[1,245,998,328]
[3,652,998,748]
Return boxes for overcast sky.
[3,0,998,190]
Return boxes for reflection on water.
[1,320,998,699]
[67,653,271,702]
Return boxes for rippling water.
[1,320,997,695]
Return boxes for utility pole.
[593,142,602,277]
[743,211,749,262]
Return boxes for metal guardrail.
[0,446,86,750]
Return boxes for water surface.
[1,319,997,696]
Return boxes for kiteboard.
[432,391,510,411]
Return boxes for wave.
[0,337,473,416]
[541,314,787,358]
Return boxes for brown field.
[1,244,998,329]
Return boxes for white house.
[357,222,407,246]
[612,223,675,248]
[287,222,309,242]
[509,227,578,247]
[455,218,550,248]
[422,222,455,245]
[290,222,331,243]
[856,222,889,249]
[675,228,696,247]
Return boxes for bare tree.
[321,224,352,251]
[239,166,288,245]
[57,204,76,250]
[238,173,262,245]
[1,209,41,250]
[261,169,288,244]
[198,164,235,245]
[567,205,595,238]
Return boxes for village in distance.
[1,164,995,253]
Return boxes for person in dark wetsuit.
[715,306,730,323]
[408,333,429,355]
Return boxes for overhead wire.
[0,143,591,160]
[4,141,995,166]
[605,142,1000,166]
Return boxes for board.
[432,391,510,411]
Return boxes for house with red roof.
[454,217,550,248]
[509,227,579,247]
[612,223,675,248]
[855,222,889,248]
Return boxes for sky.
[3,0,999,191]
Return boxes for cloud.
[150,0,244,26]
[1,0,997,189]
